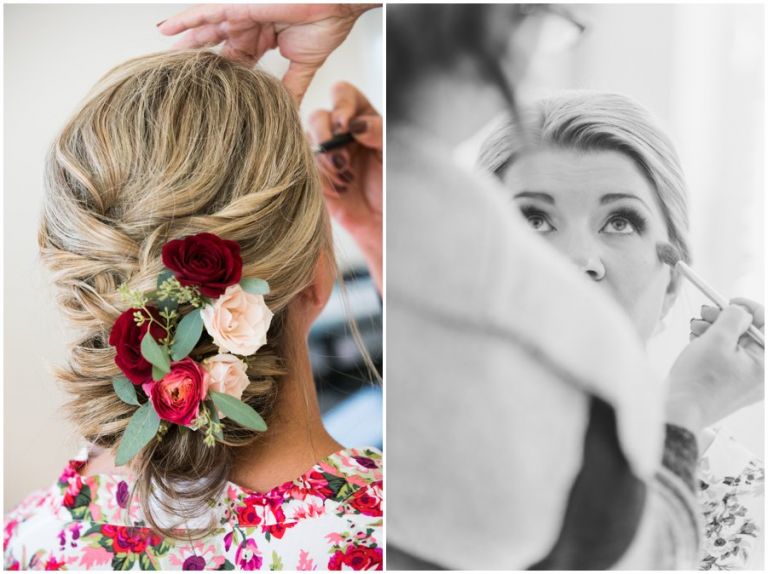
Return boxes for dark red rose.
[142,358,206,426]
[328,545,382,571]
[100,525,162,554]
[349,483,382,517]
[162,233,242,298]
[109,307,167,385]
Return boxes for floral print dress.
[4,447,382,571]
[697,428,764,570]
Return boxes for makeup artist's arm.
[157,4,378,102]
[665,302,763,437]
[307,82,382,294]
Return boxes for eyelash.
[517,206,647,235]
[604,208,647,235]
[519,206,555,231]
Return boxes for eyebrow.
[513,191,555,204]
[514,191,651,210]
[599,193,651,210]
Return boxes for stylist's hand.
[307,82,382,294]
[157,4,375,102]
[666,299,764,435]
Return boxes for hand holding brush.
[657,243,764,348]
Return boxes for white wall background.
[3,3,381,510]
[461,3,764,458]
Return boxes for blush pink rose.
[200,284,273,356]
[203,354,250,404]
[142,358,207,426]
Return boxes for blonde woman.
[4,50,382,571]
[479,90,764,570]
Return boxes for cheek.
[603,242,670,339]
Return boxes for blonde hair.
[38,50,331,536]
[478,91,691,264]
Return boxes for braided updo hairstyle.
[38,50,331,536]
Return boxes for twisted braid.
[38,50,330,537]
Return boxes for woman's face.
[503,148,677,341]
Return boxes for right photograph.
[386,3,764,570]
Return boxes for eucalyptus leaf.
[209,391,267,432]
[152,365,165,382]
[112,376,139,406]
[140,333,170,374]
[240,278,270,296]
[157,269,174,290]
[171,308,203,361]
[115,402,161,466]
[208,400,224,439]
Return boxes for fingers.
[306,110,347,193]
[705,305,753,345]
[330,82,374,129]
[690,319,711,337]
[171,24,227,49]
[700,305,720,323]
[282,60,322,105]
[158,4,242,36]
[730,297,764,329]
[349,114,383,152]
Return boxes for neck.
[229,334,342,491]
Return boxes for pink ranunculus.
[200,284,273,356]
[142,358,207,425]
[202,354,250,404]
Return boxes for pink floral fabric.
[4,447,382,570]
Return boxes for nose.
[560,234,606,282]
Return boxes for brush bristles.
[656,242,682,267]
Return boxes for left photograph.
[4,4,382,570]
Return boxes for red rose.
[348,483,382,517]
[142,358,206,425]
[328,545,382,571]
[109,307,167,385]
[162,233,242,298]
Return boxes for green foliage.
[141,334,170,374]
[156,276,205,308]
[117,283,148,308]
[115,402,161,466]
[240,278,270,296]
[171,308,203,361]
[112,376,140,406]
[190,402,224,447]
[209,391,267,432]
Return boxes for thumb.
[705,305,753,344]
[282,61,322,105]
[348,114,382,151]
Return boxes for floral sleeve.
[697,429,764,570]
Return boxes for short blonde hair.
[38,50,331,536]
[478,91,691,263]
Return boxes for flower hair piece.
[109,232,273,466]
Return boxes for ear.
[293,250,336,331]
[660,266,681,320]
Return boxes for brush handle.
[677,262,765,348]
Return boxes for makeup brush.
[312,132,355,154]
[656,242,764,348]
